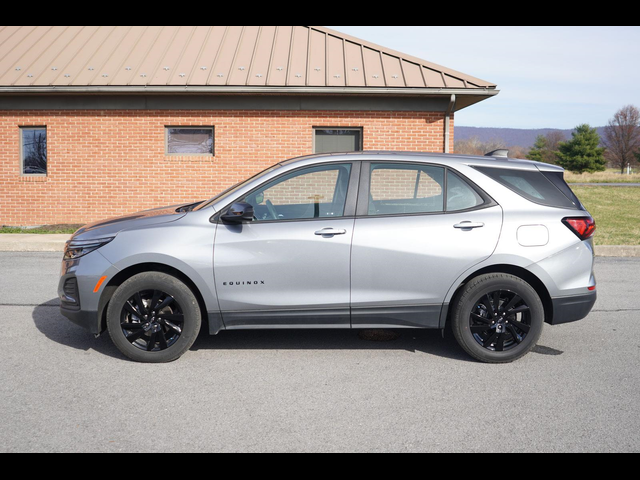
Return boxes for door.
[214,162,359,328]
[351,162,502,328]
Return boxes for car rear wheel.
[106,272,201,363]
[451,273,544,363]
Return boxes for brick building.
[0,26,498,226]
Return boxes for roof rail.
[485,149,509,158]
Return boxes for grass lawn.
[565,169,640,184]
[572,186,640,245]
[0,225,81,235]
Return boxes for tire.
[451,273,544,364]
[106,272,202,363]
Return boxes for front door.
[214,162,358,329]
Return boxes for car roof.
[279,151,564,172]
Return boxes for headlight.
[64,237,114,260]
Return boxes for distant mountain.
[456,126,607,149]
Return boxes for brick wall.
[0,109,453,226]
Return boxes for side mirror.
[221,202,255,224]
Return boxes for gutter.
[0,85,499,97]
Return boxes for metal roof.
[0,26,497,92]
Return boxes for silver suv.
[59,152,597,363]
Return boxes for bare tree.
[603,105,640,173]
[454,137,507,156]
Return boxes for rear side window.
[368,164,445,215]
[475,167,580,209]
[447,172,485,212]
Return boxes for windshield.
[194,164,282,212]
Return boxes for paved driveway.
[1,253,639,452]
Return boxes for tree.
[454,136,507,156]
[526,131,565,164]
[556,124,606,173]
[527,135,547,162]
[603,105,640,173]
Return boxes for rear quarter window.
[474,167,581,209]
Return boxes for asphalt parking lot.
[1,252,639,452]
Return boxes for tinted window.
[447,172,485,212]
[242,164,352,221]
[475,167,578,209]
[166,127,214,155]
[541,171,583,209]
[314,129,362,154]
[368,164,445,215]
[21,128,47,175]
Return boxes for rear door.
[350,161,503,328]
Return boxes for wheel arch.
[97,263,211,335]
[441,264,554,328]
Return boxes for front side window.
[368,164,445,215]
[166,127,214,155]
[21,127,47,175]
[242,164,352,222]
[314,128,362,154]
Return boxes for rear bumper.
[549,291,597,325]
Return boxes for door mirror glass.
[221,202,255,224]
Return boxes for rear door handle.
[454,222,485,230]
[315,228,347,237]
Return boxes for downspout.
[444,94,456,153]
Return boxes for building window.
[314,128,363,154]
[21,127,47,175]
[166,127,214,156]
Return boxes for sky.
[328,26,640,130]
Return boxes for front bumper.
[550,291,597,325]
[58,250,117,335]
[60,306,102,334]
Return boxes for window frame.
[20,126,48,177]
[214,161,361,225]
[313,127,363,154]
[356,161,495,218]
[165,126,215,157]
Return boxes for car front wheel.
[451,273,544,363]
[106,272,202,363]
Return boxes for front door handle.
[454,222,485,230]
[315,228,347,237]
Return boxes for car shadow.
[190,319,476,361]
[32,300,124,360]
[36,299,558,363]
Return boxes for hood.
[71,203,193,240]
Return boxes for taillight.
[563,216,596,240]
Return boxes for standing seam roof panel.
[0,26,497,90]
[247,26,276,86]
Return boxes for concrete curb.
[1,234,640,257]
[594,245,640,257]
[0,234,70,252]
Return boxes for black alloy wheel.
[451,273,544,363]
[107,272,201,363]
[120,290,185,352]
[469,290,531,352]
